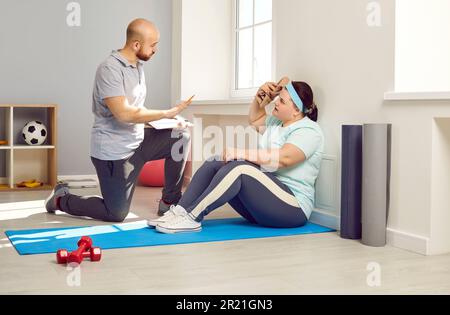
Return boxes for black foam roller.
[340,125,362,239]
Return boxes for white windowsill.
[384,91,450,101]
[190,98,253,106]
[183,98,254,116]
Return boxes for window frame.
[231,0,275,99]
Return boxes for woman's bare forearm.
[248,97,267,125]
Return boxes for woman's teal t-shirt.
[259,115,324,219]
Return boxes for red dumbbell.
[56,247,102,264]
[56,236,102,264]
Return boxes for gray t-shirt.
[90,50,147,160]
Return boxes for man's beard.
[136,50,153,62]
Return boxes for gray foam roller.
[361,124,392,247]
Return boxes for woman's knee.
[200,156,225,170]
[218,160,256,175]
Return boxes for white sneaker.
[147,205,184,228]
[156,210,202,234]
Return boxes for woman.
[148,79,324,233]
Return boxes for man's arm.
[104,96,192,124]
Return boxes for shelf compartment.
[0,106,12,147]
[0,149,13,189]
[0,150,7,188]
[0,104,57,192]
[13,107,56,146]
[12,148,55,190]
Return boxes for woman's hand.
[222,147,246,163]
[255,82,282,108]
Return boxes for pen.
[187,95,195,103]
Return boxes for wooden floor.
[1,186,450,295]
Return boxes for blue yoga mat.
[5,218,335,255]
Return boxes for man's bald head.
[126,18,159,43]
[125,18,160,62]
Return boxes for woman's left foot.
[148,205,184,228]
[156,210,202,234]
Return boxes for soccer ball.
[22,121,47,145]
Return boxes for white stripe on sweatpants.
[190,165,299,218]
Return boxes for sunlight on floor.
[0,208,46,221]
[0,200,45,212]
[0,237,12,249]
[0,199,140,221]
[0,243,13,249]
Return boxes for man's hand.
[164,95,195,119]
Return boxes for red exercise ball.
[139,159,165,187]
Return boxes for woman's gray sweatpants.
[179,158,308,228]
[59,128,190,222]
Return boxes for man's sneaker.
[156,210,202,234]
[158,199,173,216]
[45,183,69,213]
[147,205,184,228]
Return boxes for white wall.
[175,0,232,101]
[395,0,450,92]
[430,119,450,255]
[274,0,450,254]
[0,0,172,175]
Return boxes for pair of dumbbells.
[56,236,102,265]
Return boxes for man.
[45,18,192,222]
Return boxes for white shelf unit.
[0,104,57,191]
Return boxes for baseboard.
[312,211,430,255]
[386,227,429,255]
[58,174,99,188]
[310,210,430,255]
[58,174,99,182]
[309,209,340,231]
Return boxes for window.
[233,0,273,96]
